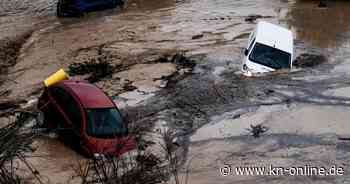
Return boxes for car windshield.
[86,108,127,138]
[249,42,291,69]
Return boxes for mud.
[0,32,32,82]
[294,53,327,68]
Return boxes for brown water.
[2,0,350,183]
[288,0,350,49]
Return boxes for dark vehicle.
[57,0,124,17]
[37,80,136,157]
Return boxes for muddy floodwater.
[2,0,350,183]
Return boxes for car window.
[50,87,83,130]
[86,108,127,138]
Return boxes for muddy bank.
[0,32,34,116]
[0,32,32,83]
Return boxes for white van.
[241,21,293,76]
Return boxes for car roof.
[255,21,293,54]
[60,80,115,108]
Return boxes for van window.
[249,42,291,69]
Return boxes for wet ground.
[2,0,350,183]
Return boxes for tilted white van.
[241,21,293,76]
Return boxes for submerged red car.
[37,80,136,157]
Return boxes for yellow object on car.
[44,69,69,87]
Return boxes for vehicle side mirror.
[244,49,249,56]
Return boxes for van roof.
[255,21,293,53]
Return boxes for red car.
[37,80,136,157]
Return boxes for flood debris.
[68,58,115,83]
[246,124,269,138]
[244,14,273,23]
[191,34,204,40]
[293,53,327,68]
[157,53,196,72]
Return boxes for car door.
[38,89,65,129]
[49,87,83,141]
